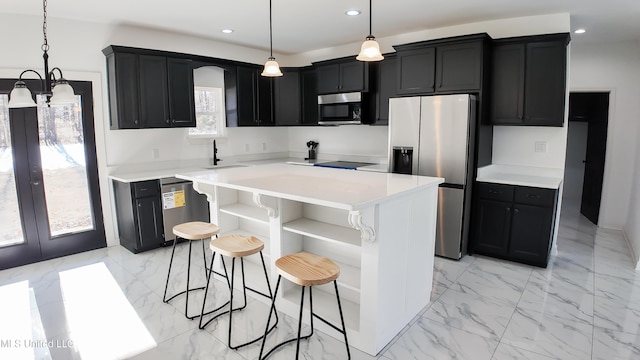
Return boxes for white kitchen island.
[176,163,443,355]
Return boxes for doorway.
[564,92,610,225]
[0,79,106,270]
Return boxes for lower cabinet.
[113,180,165,253]
[470,182,558,267]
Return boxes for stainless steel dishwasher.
[160,177,210,244]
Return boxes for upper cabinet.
[226,65,274,127]
[393,34,489,95]
[273,68,301,126]
[489,33,570,127]
[371,54,397,125]
[103,46,196,129]
[315,58,368,94]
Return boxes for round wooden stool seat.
[173,221,220,240]
[210,234,264,258]
[275,252,340,287]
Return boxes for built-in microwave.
[318,92,362,125]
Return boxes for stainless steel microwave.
[318,92,362,125]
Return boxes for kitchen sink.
[200,164,249,170]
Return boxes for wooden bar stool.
[199,234,278,350]
[163,221,220,319]
[259,252,350,360]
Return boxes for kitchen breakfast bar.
[176,163,444,355]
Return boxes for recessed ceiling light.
[346,9,361,16]
[574,29,586,34]
[221,28,234,34]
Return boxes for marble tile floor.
[0,203,639,360]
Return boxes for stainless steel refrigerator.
[388,95,477,259]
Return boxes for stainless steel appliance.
[318,92,362,125]
[314,161,375,170]
[160,177,210,244]
[388,95,477,259]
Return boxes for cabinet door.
[236,66,258,126]
[109,53,140,129]
[134,196,164,250]
[397,47,435,95]
[167,58,196,127]
[509,203,554,266]
[375,56,397,125]
[139,55,170,128]
[523,41,567,126]
[316,64,340,94]
[339,61,365,92]
[471,199,512,256]
[300,67,318,125]
[257,74,274,126]
[274,69,301,126]
[490,43,525,125]
[435,41,483,92]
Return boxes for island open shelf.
[178,163,443,355]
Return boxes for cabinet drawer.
[133,180,159,198]
[476,182,514,202]
[514,186,556,207]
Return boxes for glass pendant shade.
[8,81,37,108]
[357,36,384,61]
[49,80,77,105]
[261,57,283,77]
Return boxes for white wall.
[626,118,640,268]
[570,40,640,230]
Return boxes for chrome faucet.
[213,140,222,166]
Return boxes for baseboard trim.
[622,228,640,270]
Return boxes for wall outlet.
[152,148,160,159]
[244,144,250,152]
[261,142,267,151]
[534,141,547,153]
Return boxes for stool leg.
[334,280,351,360]
[162,236,179,303]
[259,275,282,360]
[199,251,216,329]
[260,251,279,328]
[201,237,208,281]
[294,286,306,360]
[199,252,233,329]
[184,240,193,319]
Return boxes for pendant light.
[261,0,283,77]
[8,0,76,108]
[356,0,384,62]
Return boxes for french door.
[0,79,105,270]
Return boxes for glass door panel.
[36,95,94,237]
[0,95,25,247]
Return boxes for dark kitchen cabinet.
[138,55,169,128]
[315,59,367,94]
[489,33,569,126]
[435,41,483,92]
[470,182,558,267]
[395,47,435,95]
[106,52,140,129]
[300,66,319,125]
[373,54,397,125]
[394,34,488,96]
[227,66,274,127]
[113,179,164,254]
[103,46,197,129]
[274,68,301,126]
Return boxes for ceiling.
[3,0,639,55]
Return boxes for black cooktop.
[314,161,375,170]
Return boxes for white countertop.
[476,164,563,189]
[176,163,443,211]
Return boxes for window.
[189,66,226,137]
